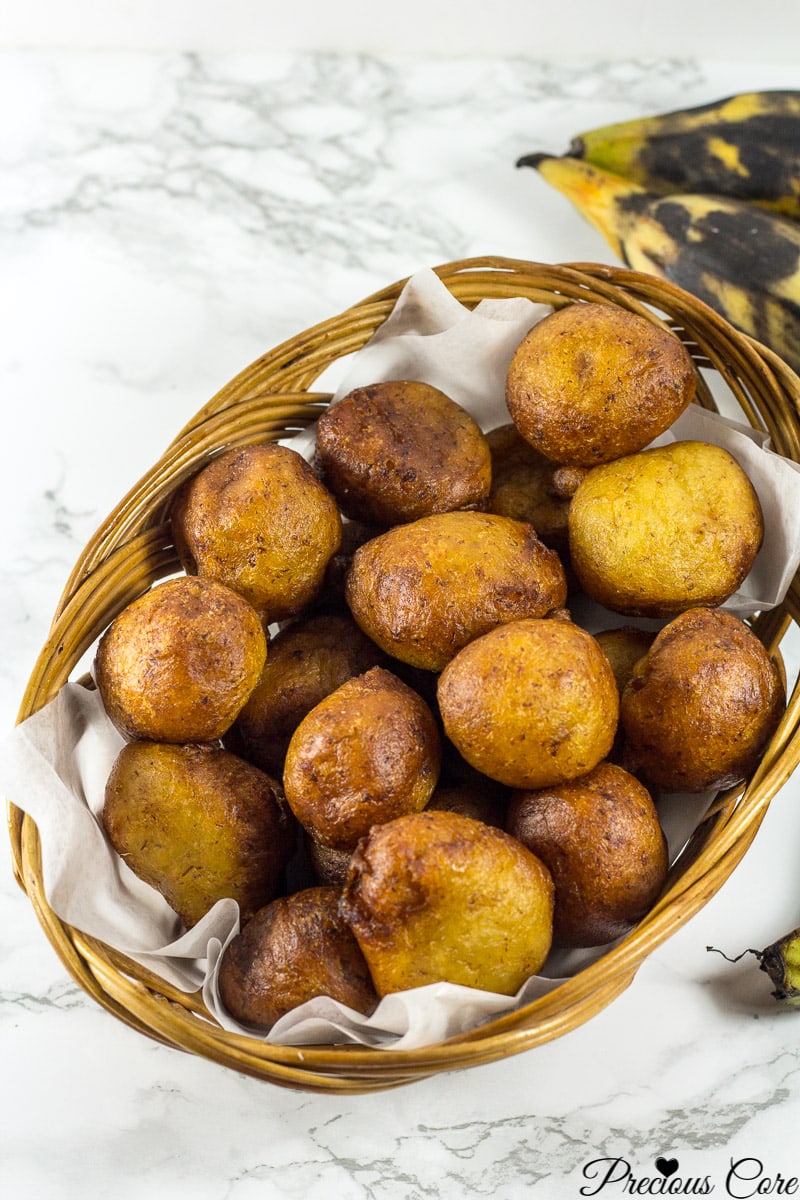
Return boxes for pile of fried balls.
[94,302,786,1030]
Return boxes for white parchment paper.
[4,268,800,1050]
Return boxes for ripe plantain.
[529,90,800,219]
[518,153,800,375]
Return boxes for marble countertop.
[3,47,800,1199]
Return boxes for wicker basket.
[9,256,800,1094]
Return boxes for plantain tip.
[568,136,587,158]
[516,152,556,170]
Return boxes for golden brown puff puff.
[345,510,567,672]
[218,887,378,1027]
[95,575,266,744]
[437,616,618,791]
[505,302,695,467]
[620,607,785,792]
[103,741,295,928]
[340,810,554,996]
[507,762,668,948]
[314,380,491,526]
[568,441,764,618]
[282,666,441,852]
[171,442,342,621]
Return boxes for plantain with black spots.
[528,90,800,220]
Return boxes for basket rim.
[9,256,800,1091]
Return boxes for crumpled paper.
[4,268,800,1050]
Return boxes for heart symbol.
[655,1157,679,1178]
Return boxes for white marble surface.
[3,47,800,1199]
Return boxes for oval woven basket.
[9,256,800,1093]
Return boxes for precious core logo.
[579,1155,800,1196]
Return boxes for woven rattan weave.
[9,257,800,1092]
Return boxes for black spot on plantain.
[654,200,800,294]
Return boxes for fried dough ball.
[170,443,342,620]
[316,519,381,610]
[103,741,295,927]
[340,811,554,996]
[594,627,657,696]
[283,666,441,851]
[314,380,491,526]
[507,763,668,947]
[487,423,582,555]
[426,785,507,828]
[620,607,785,792]
[218,887,378,1027]
[505,302,696,466]
[437,617,619,790]
[438,735,514,802]
[95,576,266,743]
[228,612,386,777]
[568,441,764,617]
[305,836,353,888]
[345,510,568,671]
[486,421,544,474]
[303,716,507,889]
[594,626,658,762]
